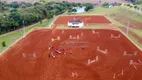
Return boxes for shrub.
[2,41,6,47]
[134,5,138,9]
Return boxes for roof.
[69,19,82,23]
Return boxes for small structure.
[68,18,84,28]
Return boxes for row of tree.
[0,1,94,35]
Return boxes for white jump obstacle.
[22,53,26,58]
[138,59,142,64]
[48,46,53,50]
[92,29,95,34]
[129,60,138,70]
[22,53,37,58]
[77,35,80,40]
[51,52,55,58]
[121,69,124,75]
[130,60,134,65]
[92,30,99,34]
[88,55,99,65]
[81,32,84,36]
[64,52,66,56]
[88,59,96,65]
[62,29,64,34]
[51,36,60,42]
[96,55,99,62]
[69,35,80,40]
[96,46,108,54]
[110,34,121,39]
[113,73,116,79]
[33,53,37,58]
[123,51,137,56]
[55,49,61,54]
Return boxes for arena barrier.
[110,34,121,39]
[96,46,108,54]
[22,53,37,58]
[51,36,60,42]
[123,51,137,56]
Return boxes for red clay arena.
[0,15,142,80]
[54,15,111,25]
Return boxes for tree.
[102,2,108,7]
[85,3,93,11]
[129,0,136,3]
[11,2,19,8]
[9,11,22,30]
[134,5,138,9]
[2,41,6,47]
[72,9,77,12]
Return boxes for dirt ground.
[54,15,111,26]
[0,29,142,80]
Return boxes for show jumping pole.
[126,21,129,35]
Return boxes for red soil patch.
[0,29,142,80]
[54,15,111,26]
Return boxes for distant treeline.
[0,1,93,35]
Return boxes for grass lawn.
[44,0,53,3]
[79,7,121,15]
[130,28,142,37]
[118,6,142,22]
[128,34,142,48]
[0,18,53,54]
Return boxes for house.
[68,18,84,28]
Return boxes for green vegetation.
[85,3,94,11]
[72,9,77,12]
[2,41,6,47]
[0,1,94,35]
[102,2,109,7]
[134,5,138,9]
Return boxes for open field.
[0,29,142,80]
